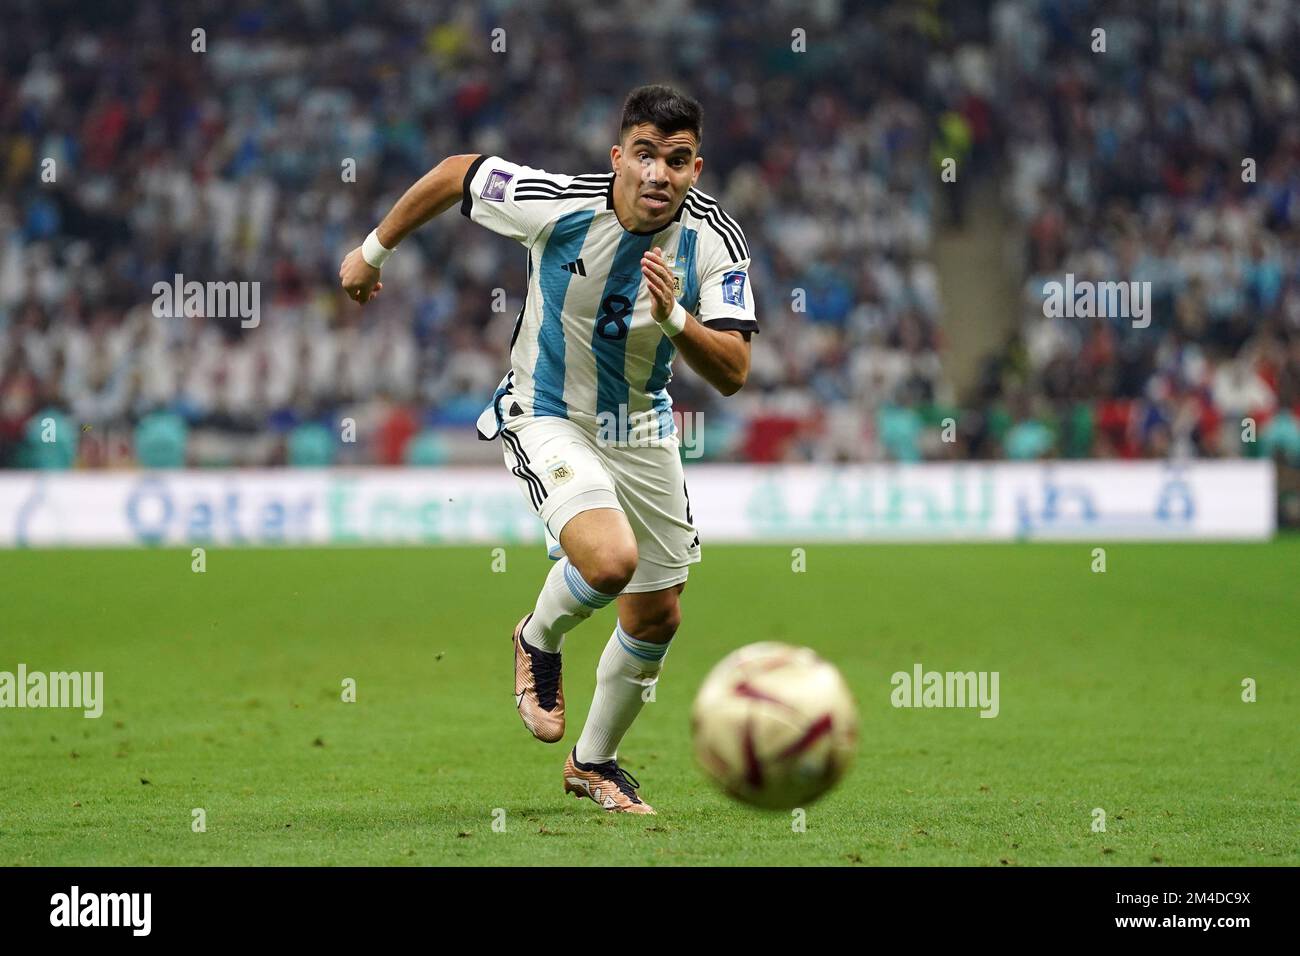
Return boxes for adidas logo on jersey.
[561,258,586,276]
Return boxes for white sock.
[574,622,671,765]
[522,557,617,654]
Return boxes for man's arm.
[641,246,750,396]
[339,153,481,304]
[669,320,750,397]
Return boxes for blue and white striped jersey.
[464,155,758,442]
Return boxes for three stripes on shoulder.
[514,174,749,264]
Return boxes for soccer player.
[339,85,757,814]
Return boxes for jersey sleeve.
[460,155,570,247]
[695,242,759,335]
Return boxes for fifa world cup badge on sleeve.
[722,270,747,307]
[481,169,513,202]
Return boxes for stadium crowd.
[982,0,1300,467]
[1,0,1298,474]
[0,0,971,468]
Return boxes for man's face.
[611,123,703,232]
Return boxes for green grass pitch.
[1,540,1296,866]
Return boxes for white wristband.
[361,229,395,268]
[658,301,688,337]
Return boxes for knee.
[584,547,638,595]
[630,601,681,645]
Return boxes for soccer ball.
[690,642,858,810]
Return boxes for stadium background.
[2,0,1297,528]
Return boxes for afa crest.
[667,253,687,300]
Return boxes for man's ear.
[610,144,621,174]
[692,154,703,187]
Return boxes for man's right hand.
[339,247,384,304]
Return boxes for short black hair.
[619,84,703,146]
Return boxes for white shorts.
[498,407,700,593]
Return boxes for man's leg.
[561,582,683,813]
[573,582,684,765]
[501,407,637,742]
[513,506,638,742]
[561,426,697,809]
[521,507,638,653]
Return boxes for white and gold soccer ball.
[690,642,858,810]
